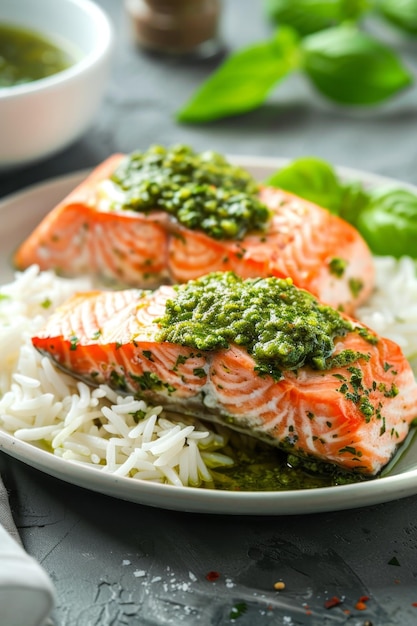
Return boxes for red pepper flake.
[412,602,417,607]
[205,570,220,582]
[359,596,370,603]
[354,594,370,611]
[303,603,312,616]
[324,596,342,609]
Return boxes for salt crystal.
[133,569,146,578]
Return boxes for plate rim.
[2,426,417,516]
[1,155,417,515]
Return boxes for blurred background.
[1,0,416,195]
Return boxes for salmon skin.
[32,276,417,476]
[14,152,374,313]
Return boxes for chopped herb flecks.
[109,369,128,391]
[41,297,52,309]
[329,257,348,277]
[229,602,247,620]
[334,358,400,428]
[349,277,364,298]
[327,349,370,369]
[357,327,378,345]
[339,445,363,457]
[69,335,79,351]
[130,371,176,394]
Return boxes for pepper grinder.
[125,0,222,58]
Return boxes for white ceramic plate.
[1,156,417,516]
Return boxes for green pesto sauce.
[210,438,368,491]
[109,144,271,240]
[0,24,75,88]
[156,272,359,380]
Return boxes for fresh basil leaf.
[266,156,370,221]
[356,186,417,257]
[266,156,345,213]
[377,0,417,36]
[266,155,417,259]
[176,27,301,123]
[338,180,370,225]
[265,0,368,35]
[301,24,413,104]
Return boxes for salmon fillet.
[14,153,374,313]
[32,276,417,476]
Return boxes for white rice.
[0,266,233,487]
[0,258,416,487]
[357,256,417,368]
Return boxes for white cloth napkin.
[0,476,55,626]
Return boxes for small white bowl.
[0,0,113,169]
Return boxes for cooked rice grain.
[357,256,417,366]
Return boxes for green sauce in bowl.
[0,23,76,88]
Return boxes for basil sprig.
[356,187,417,257]
[266,156,370,221]
[177,27,300,123]
[267,156,417,259]
[265,0,368,36]
[177,1,415,123]
[301,24,412,104]
[267,0,417,36]
[376,0,417,36]
[267,157,347,213]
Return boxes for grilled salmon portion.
[32,276,417,475]
[14,153,374,312]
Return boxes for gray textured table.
[1,1,417,624]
